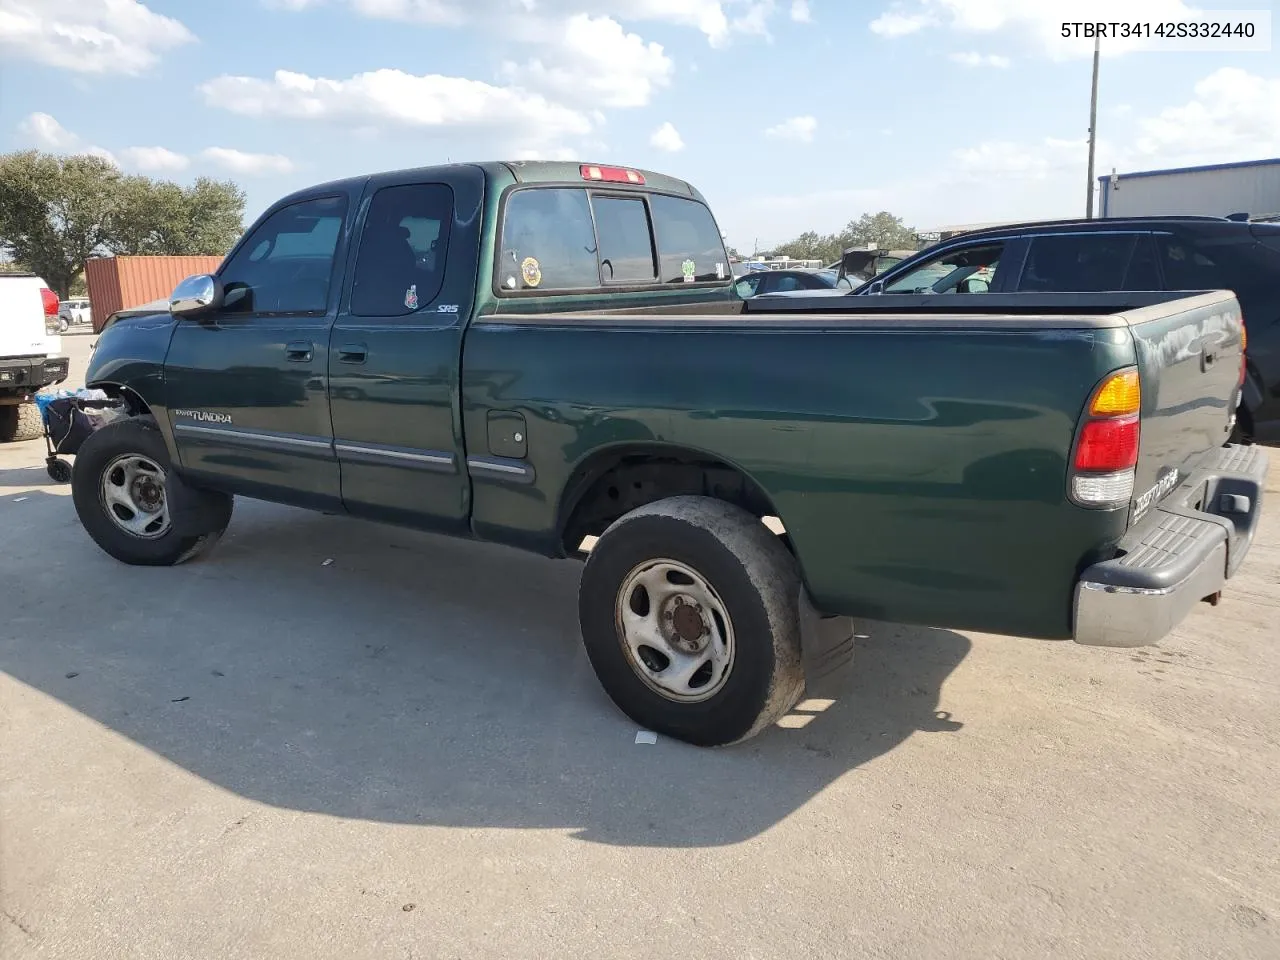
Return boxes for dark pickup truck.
[75,161,1268,747]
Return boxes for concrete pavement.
[2,333,1278,959]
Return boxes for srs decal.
[172,409,233,425]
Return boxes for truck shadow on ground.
[2,495,970,848]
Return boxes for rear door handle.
[285,340,313,362]
[338,343,367,364]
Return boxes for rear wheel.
[578,496,805,747]
[72,417,232,565]
[0,402,43,442]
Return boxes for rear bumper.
[0,355,70,393]
[1073,443,1269,647]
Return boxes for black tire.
[71,417,232,566]
[59,316,70,333]
[47,458,73,483]
[0,402,44,442]
[578,496,805,747]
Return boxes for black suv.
[853,216,1280,444]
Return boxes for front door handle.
[338,343,367,364]
[285,340,313,362]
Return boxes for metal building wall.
[1100,160,1280,219]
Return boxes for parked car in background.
[851,216,1280,445]
[734,268,856,298]
[58,297,92,330]
[0,274,70,441]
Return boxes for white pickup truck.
[0,274,70,442]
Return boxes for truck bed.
[464,291,1244,640]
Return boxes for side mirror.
[867,280,885,295]
[170,274,223,318]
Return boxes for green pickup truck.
[75,161,1268,747]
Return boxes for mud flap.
[798,586,855,691]
[167,470,232,537]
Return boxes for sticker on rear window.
[681,259,696,283]
[521,257,542,288]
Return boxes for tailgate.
[1126,291,1244,524]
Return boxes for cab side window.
[351,183,454,317]
[219,195,348,314]
[884,242,1004,294]
[498,188,599,291]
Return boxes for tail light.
[41,288,60,335]
[1071,368,1140,507]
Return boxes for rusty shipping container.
[85,255,224,332]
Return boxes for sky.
[1,0,1278,252]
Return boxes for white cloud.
[500,15,673,109]
[201,147,295,176]
[200,68,593,140]
[765,115,817,143]
[18,112,78,150]
[650,122,685,152]
[869,0,1211,58]
[1129,68,1280,165]
[952,137,1083,179]
[790,0,811,22]
[262,0,794,46]
[16,111,117,165]
[0,0,194,74]
[949,51,1010,68]
[869,10,935,37]
[119,146,190,172]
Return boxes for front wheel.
[72,417,232,565]
[578,496,806,747]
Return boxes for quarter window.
[649,194,729,284]
[1019,234,1136,292]
[498,188,599,291]
[219,195,348,314]
[351,183,454,317]
[1154,234,1228,290]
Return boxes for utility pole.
[1085,33,1100,218]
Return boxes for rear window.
[497,187,728,292]
[649,194,728,283]
[593,196,656,283]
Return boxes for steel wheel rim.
[99,453,171,539]
[614,557,736,703]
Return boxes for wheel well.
[559,446,790,556]
[97,384,152,417]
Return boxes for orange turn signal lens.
[1090,369,1141,417]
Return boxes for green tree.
[0,150,245,297]
[840,211,918,251]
